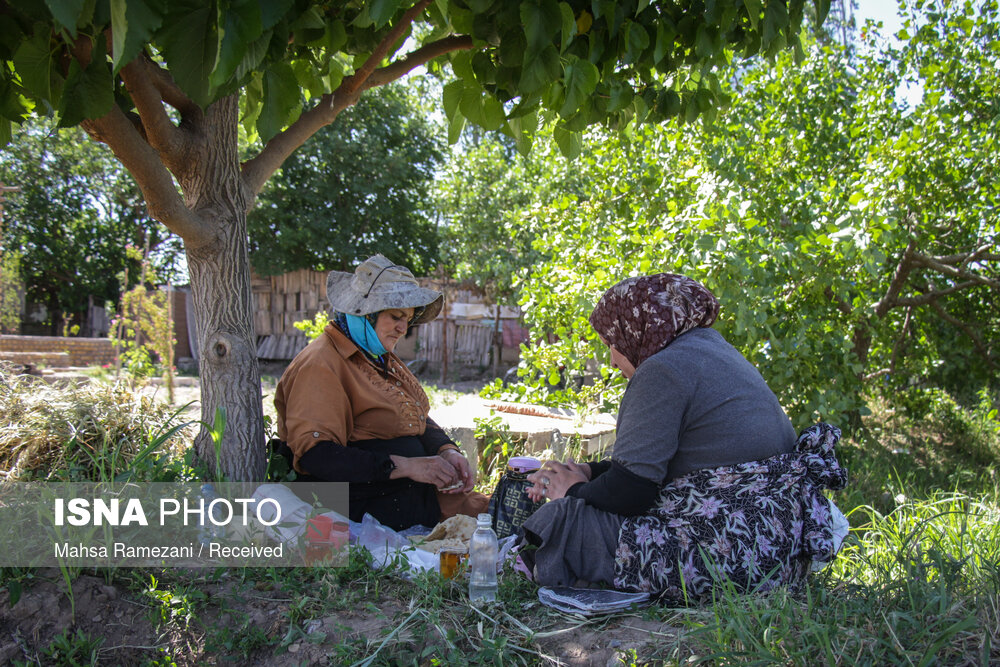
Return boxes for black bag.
[488,468,545,539]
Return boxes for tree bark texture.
[180,97,265,481]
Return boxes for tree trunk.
[182,97,265,481]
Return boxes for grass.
[1,370,998,665]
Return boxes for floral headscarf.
[589,274,720,369]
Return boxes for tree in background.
[488,1,998,429]
[0,0,814,480]
[0,119,182,334]
[0,249,21,333]
[249,83,444,276]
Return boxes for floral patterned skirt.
[614,423,848,602]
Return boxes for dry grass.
[0,363,192,481]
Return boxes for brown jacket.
[275,323,459,472]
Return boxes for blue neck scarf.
[342,313,387,357]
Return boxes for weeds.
[39,627,103,667]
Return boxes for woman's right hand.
[389,454,460,489]
[526,459,590,502]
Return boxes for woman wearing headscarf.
[275,254,488,531]
[518,274,847,602]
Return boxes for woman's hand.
[438,448,476,493]
[526,459,589,502]
[390,454,459,489]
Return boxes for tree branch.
[927,299,998,369]
[874,238,918,317]
[910,250,1000,289]
[824,286,853,315]
[891,280,980,306]
[80,107,207,245]
[242,29,473,197]
[241,94,341,197]
[119,56,189,167]
[339,0,434,96]
[363,35,475,91]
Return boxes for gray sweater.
[613,327,797,483]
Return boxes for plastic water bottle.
[468,513,498,603]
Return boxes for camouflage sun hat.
[326,254,443,325]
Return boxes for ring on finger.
[540,476,550,486]
[541,487,547,497]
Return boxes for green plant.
[293,310,331,343]
[473,414,523,488]
[41,628,104,667]
[0,248,22,333]
[143,574,208,630]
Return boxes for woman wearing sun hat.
[274,254,487,530]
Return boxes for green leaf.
[211,0,263,87]
[481,93,505,130]
[369,0,401,27]
[553,124,581,158]
[156,1,221,107]
[0,118,11,147]
[0,75,31,121]
[12,27,60,103]
[813,0,831,26]
[450,50,475,81]
[625,21,650,63]
[57,38,113,126]
[559,56,599,116]
[44,0,86,37]
[745,0,763,30]
[695,25,714,59]
[654,23,676,64]
[762,1,787,51]
[558,2,576,52]
[257,62,300,141]
[442,79,464,120]
[606,81,633,112]
[520,0,560,57]
[447,111,466,144]
[110,0,164,72]
[507,109,536,155]
[260,0,293,30]
[459,83,484,126]
[519,44,560,93]
[471,51,496,84]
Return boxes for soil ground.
[0,568,689,665]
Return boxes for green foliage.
[0,119,182,331]
[292,310,329,343]
[40,627,103,667]
[111,283,175,391]
[0,1,815,156]
[0,248,22,332]
[249,84,445,276]
[480,4,998,430]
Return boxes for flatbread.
[410,514,477,554]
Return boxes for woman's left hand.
[527,461,589,502]
[438,448,475,493]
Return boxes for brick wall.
[0,335,116,367]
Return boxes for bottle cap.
[507,456,541,473]
[476,513,491,526]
